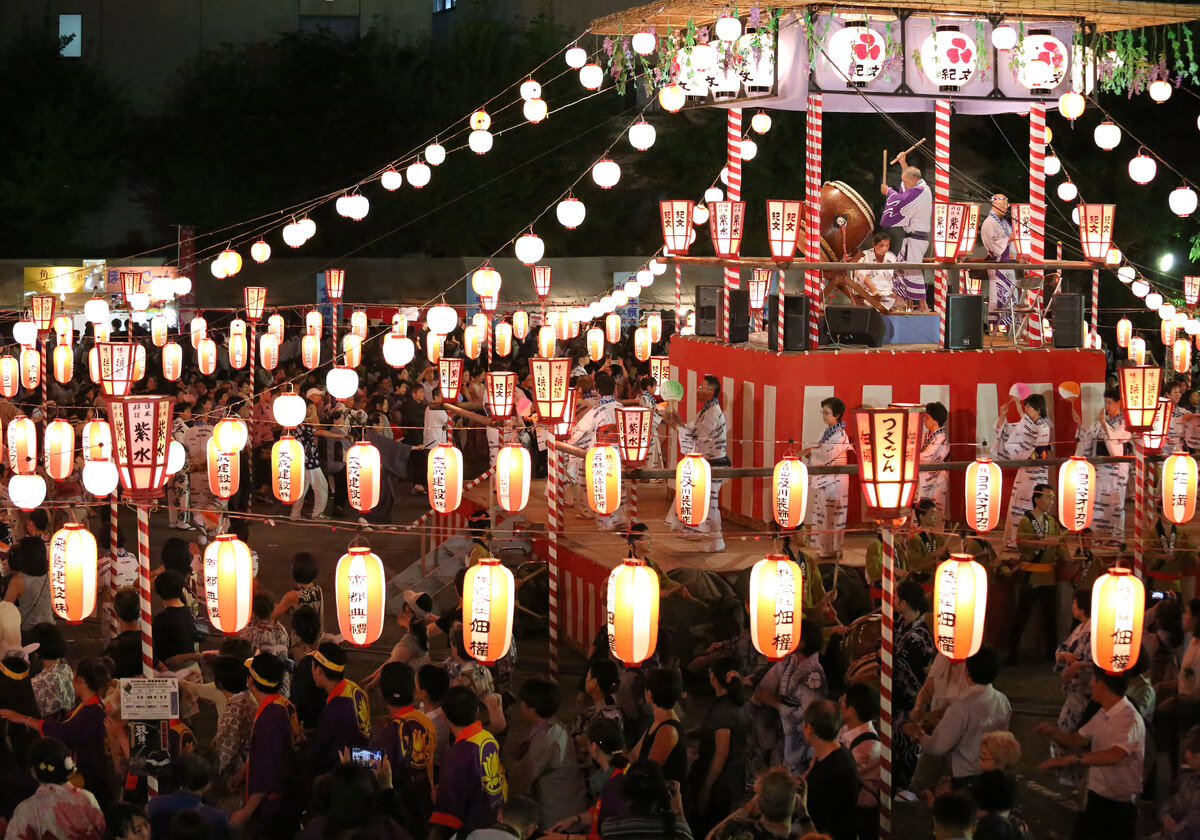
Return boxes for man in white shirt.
[838,684,881,840]
[910,647,1011,790]
[1036,671,1145,840]
[852,231,898,311]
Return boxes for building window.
[434,0,456,12]
[59,14,82,57]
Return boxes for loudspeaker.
[820,305,884,347]
[945,294,985,350]
[1052,294,1085,348]
[767,294,810,351]
[694,285,751,343]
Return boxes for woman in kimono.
[804,397,851,561]
[1072,388,1131,543]
[919,402,950,511]
[752,618,827,777]
[993,393,1051,547]
[893,580,936,792]
[1051,589,1093,787]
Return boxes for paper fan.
[1009,383,1031,400]
[1058,381,1081,400]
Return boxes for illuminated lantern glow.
[463,557,515,664]
[347,309,367,340]
[958,203,981,254]
[190,317,206,349]
[1129,337,1147,365]
[628,119,656,150]
[426,333,444,365]
[1014,30,1068,91]
[649,357,670,395]
[1057,455,1097,531]
[462,325,481,361]
[1008,203,1034,258]
[632,31,656,55]
[19,348,38,391]
[82,420,111,464]
[591,159,620,188]
[267,313,285,343]
[1129,149,1157,184]
[1119,365,1162,431]
[579,63,604,89]
[920,26,978,90]
[1171,185,1199,217]
[660,200,694,254]
[53,316,72,346]
[342,333,362,368]
[84,297,109,324]
[52,344,73,385]
[1150,79,1173,102]
[550,388,578,439]
[326,366,359,402]
[251,239,272,263]
[932,554,989,661]
[272,435,307,504]
[1162,320,1178,347]
[494,322,513,356]
[50,524,98,623]
[495,444,531,512]
[646,312,663,344]
[82,459,117,498]
[207,438,239,500]
[1186,276,1200,307]
[301,334,320,370]
[931,202,969,262]
[1143,398,1173,455]
[334,547,386,648]
[426,304,458,335]
[827,21,886,86]
[346,441,381,513]
[305,310,323,338]
[514,232,544,266]
[228,334,248,370]
[537,326,557,359]
[658,83,685,112]
[749,270,771,311]
[0,356,16,398]
[512,310,529,340]
[965,457,1003,533]
[92,321,110,343]
[7,415,36,475]
[94,343,140,395]
[557,195,586,229]
[427,443,463,514]
[30,294,55,333]
[605,312,621,344]
[607,557,659,665]
[1177,338,1193,374]
[485,371,516,418]
[43,419,74,481]
[585,446,621,515]
[150,314,168,347]
[197,338,217,376]
[1077,204,1115,262]
[213,417,248,454]
[529,357,571,422]
[8,475,45,510]
[106,396,174,499]
[855,405,923,521]
[255,334,278,372]
[203,534,253,634]
[616,406,652,464]
[748,555,802,661]
[1116,318,1132,348]
[382,332,414,368]
[675,452,711,526]
[709,201,747,257]
[1163,453,1198,525]
[1091,568,1145,674]
[438,358,464,403]
[771,455,809,528]
[634,327,652,362]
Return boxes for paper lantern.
[251,239,272,262]
[82,459,117,498]
[427,443,463,514]
[201,534,253,635]
[649,357,670,396]
[494,322,513,356]
[425,142,446,165]
[1091,568,1145,674]
[228,334,248,370]
[195,337,216,376]
[306,310,323,337]
[514,232,544,266]
[1058,455,1096,532]
[426,304,458,335]
[658,83,685,112]
[512,310,530,341]
[958,203,981,254]
[604,312,621,344]
[350,309,367,339]
[660,200,694,254]
[438,358,464,402]
[646,312,663,344]
[81,420,111,463]
[457,325,479,361]
[463,557,515,664]
[607,558,659,665]
[748,270,771,312]
[52,315,72,346]
[495,444,531,512]
[47,523,96,624]
[485,371,516,418]
[29,294,55,333]
[106,396,174,499]
[749,555,801,661]
[965,457,1003,533]
[1078,204,1115,263]
[243,286,267,320]
[382,333,414,368]
[675,452,711,527]
[932,202,969,262]
[94,342,139,396]
[327,366,359,401]
[585,446,621,515]
[406,160,431,187]
[921,26,978,90]
[1116,318,1132,348]
[1129,150,1157,184]
[8,475,45,510]
[709,201,746,257]
[266,313,285,343]
[212,417,247,454]
[207,438,239,501]
[628,119,655,149]
[259,334,279,371]
[346,441,381,513]
[150,314,168,347]
[855,405,923,521]
[301,334,320,370]
[827,21,885,86]
[1163,453,1198,525]
[0,355,19,399]
[92,321,110,343]
[272,436,306,504]
[556,195,586,229]
[932,554,988,661]
[1014,30,1068,91]
[7,415,36,475]
[550,388,578,439]
[51,344,73,385]
[1144,398,1173,455]
[426,334,444,365]
[580,327,604,364]
[761,198,803,262]
[1009,203,1033,258]
[633,327,652,362]
[1171,185,1199,217]
[771,455,809,529]
[43,420,74,481]
[1129,337,1147,365]
[19,348,38,391]
[1119,365,1162,431]
[529,357,571,422]
[616,407,652,464]
[1177,338,1193,373]
[188,317,205,349]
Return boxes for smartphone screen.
[351,748,382,769]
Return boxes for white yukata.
[807,421,851,558]
[568,395,623,530]
[880,180,932,305]
[665,398,728,549]
[853,250,898,310]
[992,414,1051,546]
[639,390,664,469]
[1166,404,1188,456]
[1075,413,1132,541]
[920,426,950,510]
[981,211,1016,328]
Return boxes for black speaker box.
[820,305,884,347]
[767,294,810,351]
[694,285,750,343]
[945,294,985,350]
[1052,294,1085,348]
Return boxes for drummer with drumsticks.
[879,150,933,312]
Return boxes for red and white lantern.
[427,443,463,513]
[771,455,809,529]
[495,444,531,512]
[660,200,694,254]
[675,452,711,527]
[43,420,74,481]
[766,199,803,261]
[709,201,746,257]
[50,524,97,624]
[336,547,385,647]
[749,555,801,661]
[346,441,381,513]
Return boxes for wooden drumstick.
[882,149,888,184]
[890,138,926,165]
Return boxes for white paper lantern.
[407,161,431,188]
[523,98,548,123]
[8,475,45,511]
[426,304,458,335]
[992,24,1018,50]
[827,22,887,86]
[579,63,604,90]
[469,129,493,154]
[566,45,587,68]
[751,111,772,133]
[628,120,656,150]
[380,168,403,191]
[83,460,118,498]
[1094,121,1121,150]
[1044,154,1062,176]
[425,142,446,166]
[1170,185,1198,217]
[1150,79,1173,103]
[1056,180,1078,201]
[166,440,186,475]
[592,159,621,189]
[520,78,542,100]
[920,27,978,89]
[327,366,359,400]
[1129,151,1158,184]
[557,195,586,229]
[632,32,656,55]
[514,232,545,265]
[1014,32,1069,91]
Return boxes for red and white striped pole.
[674,264,683,327]
[934,99,951,345]
[1134,442,1145,579]
[547,442,561,677]
[138,504,152,678]
[776,270,786,354]
[628,479,638,521]
[109,499,119,640]
[722,108,743,344]
[805,94,823,350]
[880,523,896,838]
[1027,104,1047,346]
[39,337,47,405]
[1091,269,1100,338]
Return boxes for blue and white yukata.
[665,398,728,550]
[568,395,623,530]
[880,179,933,305]
[992,414,1051,546]
[982,210,1017,329]
[1075,413,1131,541]
[806,421,850,558]
[920,426,950,511]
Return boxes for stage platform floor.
[466,478,870,577]
[741,330,1046,353]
